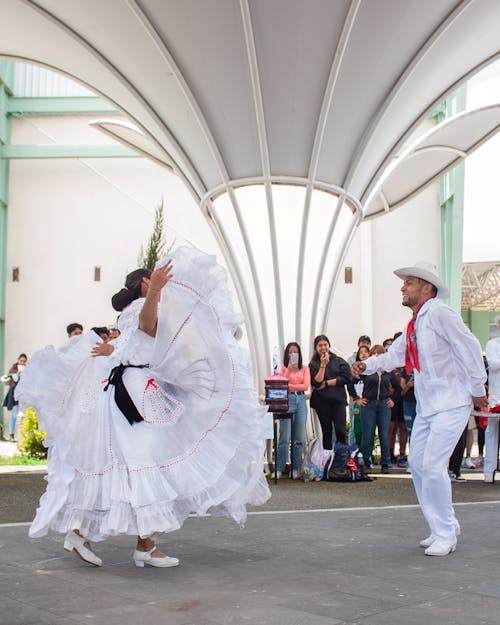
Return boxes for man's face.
[401,276,430,309]
[359,339,371,349]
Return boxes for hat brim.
[394,266,449,299]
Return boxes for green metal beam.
[7,96,119,116]
[439,84,467,313]
[0,61,14,95]
[0,71,10,375]
[0,144,139,159]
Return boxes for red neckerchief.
[405,304,423,375]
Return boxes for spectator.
[109,327,121,340]
[67,323,83,338]
[353,344,394,473]
[2,353,27,442]
[484,316,500,483]
[275,342,310,479]
[383,338,393,350]
[448,426,467,482]
[401,370,417,443]
[309,334,351,449]
[91,326,110,342]
[347,335,371,366]
[388,367,408,467]
[348,345,370,447]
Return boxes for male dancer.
[352,262,487,556]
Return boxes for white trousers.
[409,404,470,541]
[484,416,500,478]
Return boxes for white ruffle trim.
[19,247,271,541]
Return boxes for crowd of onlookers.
[272,330,493,482]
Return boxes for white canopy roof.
[2,0,500,379]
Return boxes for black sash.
[103,364,148,426]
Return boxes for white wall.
[4,114,219,368]
[327,181,441,358]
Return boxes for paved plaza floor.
[1,466,500,625]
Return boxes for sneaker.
[397,458,408,468]
[291,470,301,480]
[463,457,475,469]
[9,434,15,442]
[271,471,282,479]
[386,460,393,468]
[450,473,466,482]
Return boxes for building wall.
[328,181,441,358]
[4,114,219,370]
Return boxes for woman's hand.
[320,352,329,368]
[386,399,394,409]
[92,342,114,357]
[355,398,367,406]
[149,260,173,294]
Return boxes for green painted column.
[0,62,14,373]
[440,163,464,312]
[436,85,467,313]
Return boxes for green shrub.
[19,407,47,459]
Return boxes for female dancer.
[17,247,270,568]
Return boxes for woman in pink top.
[275,342,310,479]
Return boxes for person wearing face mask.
[2,353,27,442]
[274,342,310,479]
[309,335,352,450]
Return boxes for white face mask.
[289,352,299,367]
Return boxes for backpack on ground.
[325,442,369,482]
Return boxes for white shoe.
[419,535,435,548]
[463,457,475,469]
[133,546,179,568]
[291,470,301,479]
[420,524,460,548]
[64,531,102,567]
[271,470,282,479]
[424,539,457,556]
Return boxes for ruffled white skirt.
[17,247,270,541]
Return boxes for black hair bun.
[111,288,136,312]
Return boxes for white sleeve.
[486,339,500,372]
[363,333,406,375]
[433,305,486,396]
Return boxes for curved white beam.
[296,0,361,345]
[361,50,500,207]
[22,0,208,201]
[343,0,474,194]
[240,0,284,352]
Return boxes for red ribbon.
[405,305,423,375]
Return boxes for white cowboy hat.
[394,261,449,299]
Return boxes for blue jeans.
[277,393,307,472]
[10,404,19,437]
[403,400,417,442]
[360,400,391,467]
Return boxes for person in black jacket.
[352,344,395,473]
[309,335,351,449]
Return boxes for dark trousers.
[449,426,467,476]
[315,401,347,449]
